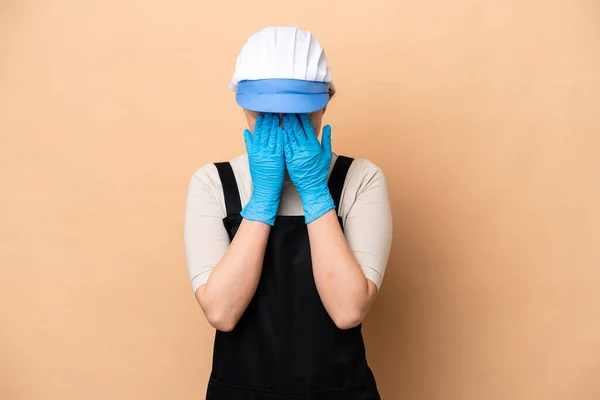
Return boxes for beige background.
[1,1,599,399]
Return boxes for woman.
[184,26,393,399]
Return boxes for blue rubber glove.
[241,113,285,225]
[282,113,334,224]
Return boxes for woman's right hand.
[240,113,285,226]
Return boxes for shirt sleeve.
[343,162,393,291]
[183,165,230,295]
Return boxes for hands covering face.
[240,113,285,226]
[281,114,334,224]
[242,113,334,225]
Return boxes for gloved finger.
[276,127,285,155]
[243,129,253,153]
[299,114,318,142]
[282,115,300,149]
[268,113,279,149]
[282,114,292,131]
[282,126,293,156]
[254,114,265,143]
[260,113,274,146]
[285,113,306,140]
[321,125,332,155]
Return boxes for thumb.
[243,129,253,153]
[321,125,332,155]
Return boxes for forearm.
[197,218,270,331]
[308,210,377,329]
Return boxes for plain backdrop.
[1,1,599,399]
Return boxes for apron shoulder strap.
[328,155,355,213]
[214,162,242,216]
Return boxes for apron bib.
[207,156,380,399]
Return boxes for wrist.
[301,186,335,224]
[241,195,280,226]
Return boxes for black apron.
[207,156,381,400]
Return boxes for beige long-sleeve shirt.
[183,153,393,295]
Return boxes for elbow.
[329,285,374,330]
[331,309,364,330]
[204,308,239,332]
[197,288,239,332]
[209,318,237,333]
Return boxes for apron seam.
[209,377,374,396]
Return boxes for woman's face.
[244,110,325,137]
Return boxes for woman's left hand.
[282,113,334,224]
